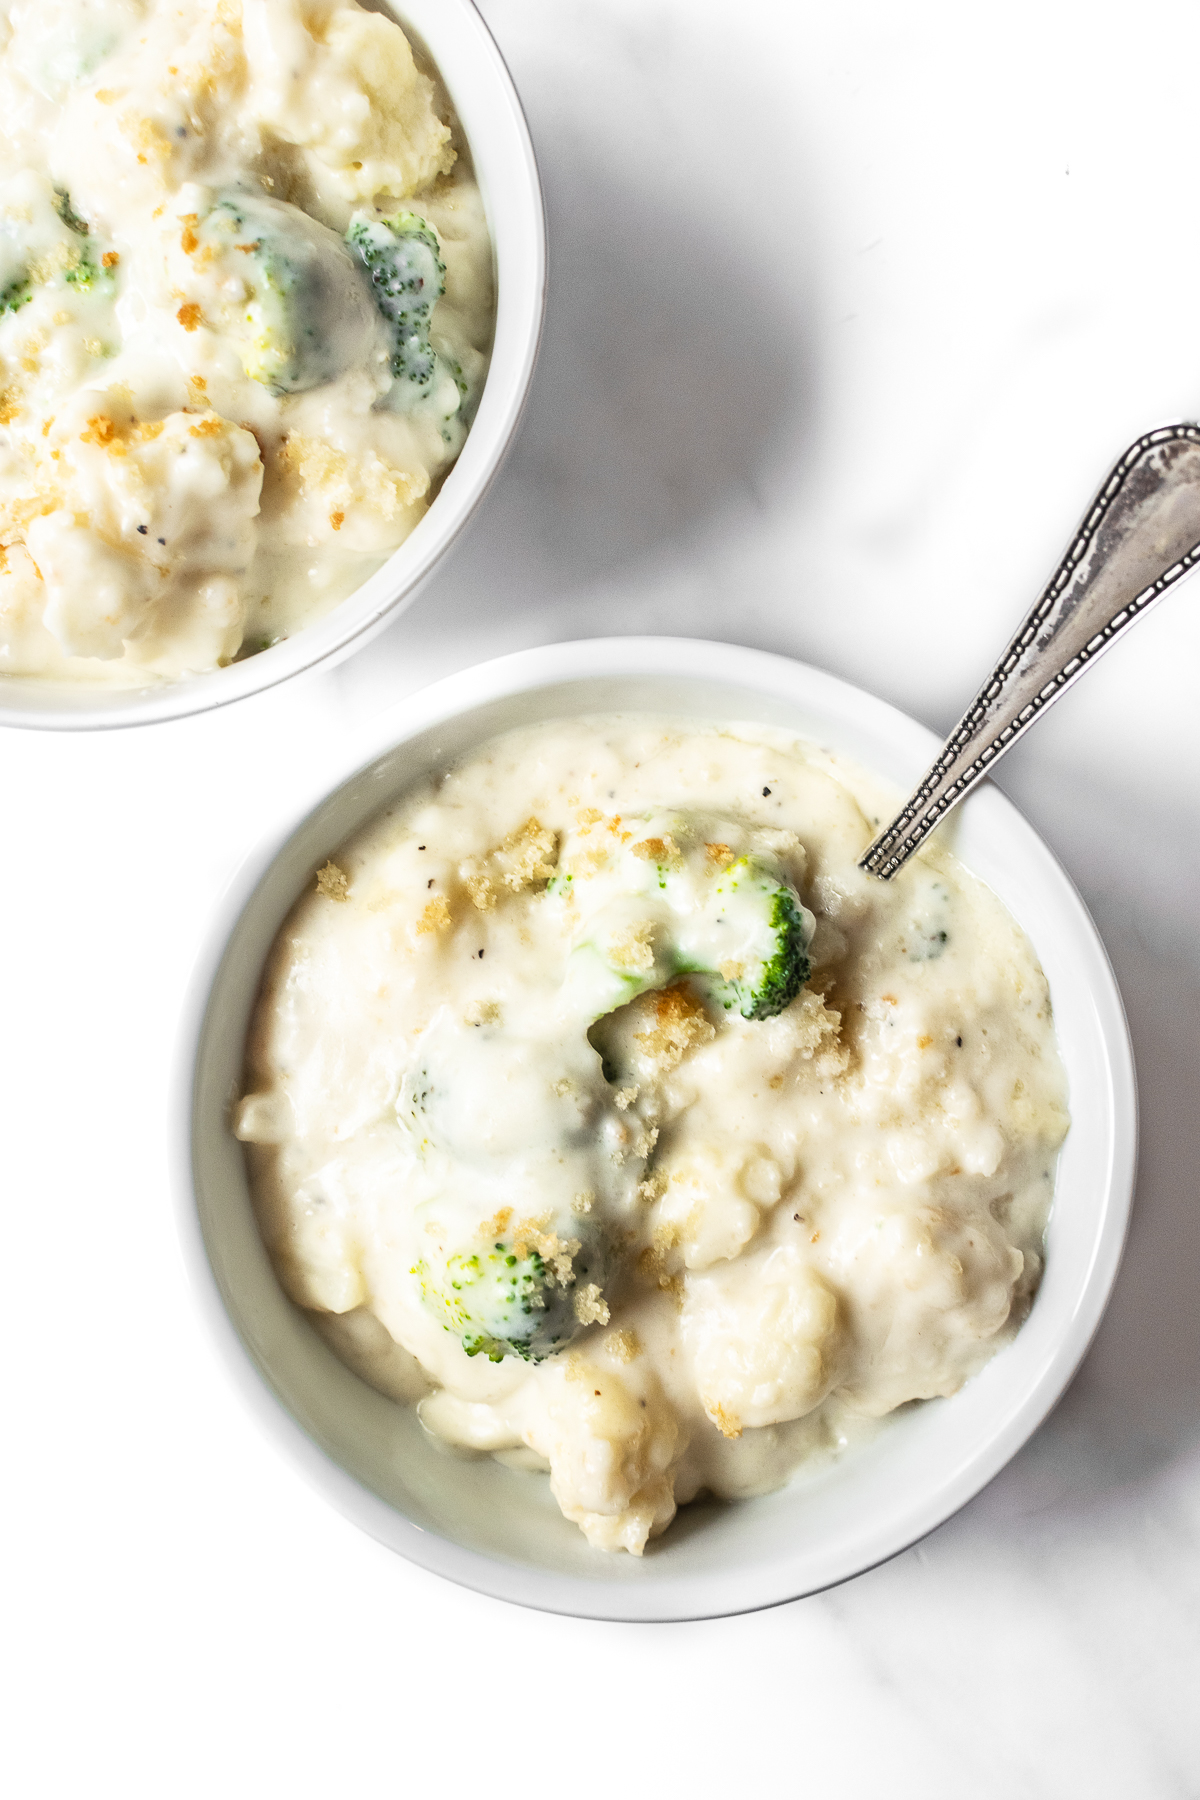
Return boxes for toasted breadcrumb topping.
[607,920,656,975]
[706,1401,743,1440]
[315,860,350,901]
[573,1283,610,1326]
[634,986,716,1074]
[416,895,451,935]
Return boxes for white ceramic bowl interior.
[178,638,1137,1621]
[1,0,546,732]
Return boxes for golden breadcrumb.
[315,861,350,901]
[706,1401,743,1440]
[416,895,451,934]
[279,432,428,524]
[573,1283,610,1326]
[495,816,558,890]
[607,920,656,975]
[632,834,681,866]
[461,864,496,911]
[479,1208,514,1241]
[634,986,715,1074]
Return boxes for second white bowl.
[1,0,546,732]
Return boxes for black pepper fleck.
[417,845,426,851]
[956,1035,963,1047]
[762,786,771,796]
[136,524,147,535]
[427,878,434,889]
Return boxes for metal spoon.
[859,424,1200,878]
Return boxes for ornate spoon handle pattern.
[860,424,1200,879]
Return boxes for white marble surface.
[5,0,1200,1791]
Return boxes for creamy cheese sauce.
[237,717,1070,1555]
[0,0,493,683]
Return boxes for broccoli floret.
[199,193,380,394]
[399,1012,622,1361]
[697,856,811,1020]
[560,839,814,1026]
[0,187,115,319]
[346,210,445,388]
[750,883,810,1017]
[62,239,107,294]
[0,273,31,316]
[52,190,115,295]
[414,1231,603,1363]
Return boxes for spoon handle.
[859,424,1200,879]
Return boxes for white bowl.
[0,0,546,733]
[176,637,1137,1620]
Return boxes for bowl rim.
[0,0,547,733]
[174,635,1138,1621]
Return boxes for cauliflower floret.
[23,511,153,656]
[0,539,61,673]
[523,1356,679,1556]
[683,1246,841,1435]
[243,0,454,215]
[250,1157,368,1315]
[272,426,428,553]
[3,0,146,103]
[825,1201,1025,1414]
[20,388,261,661]
[654,1144,780,1270]
[417,1389,528,1453]
[312,1306,432,1405]
[51,2,254,221]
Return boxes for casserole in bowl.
[177,637,1136,1619]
